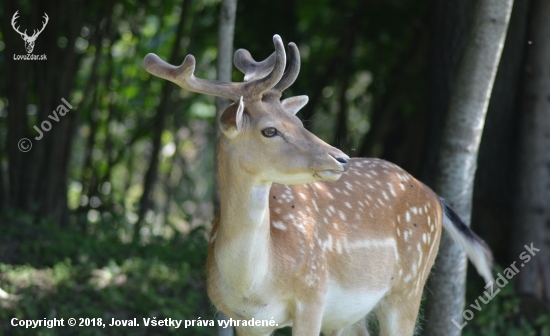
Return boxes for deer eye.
[261,127,278,138]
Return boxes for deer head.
[11,11,49,54]
[144,35,350,185]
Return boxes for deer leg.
[323,318,369,336]
[375,290,422,336]
[291,300,325,336]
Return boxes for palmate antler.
[143,35,299,101]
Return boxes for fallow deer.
[143,35,493,336]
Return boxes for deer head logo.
[11,11,49,54]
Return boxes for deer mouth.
[314,170,344,182]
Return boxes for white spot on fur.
[339,211,346,220]
[293,222,307,233]
[273,221,287,231]
[312,200,319,213]
[387,183,397,197]
[336,240,343,254]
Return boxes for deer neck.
[215,145,272,294]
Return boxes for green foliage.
[0,209,214,336]
[458,267,550,336]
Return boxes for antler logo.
[11,10,49,54]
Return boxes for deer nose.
[333,155,351,172]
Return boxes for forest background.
[0,0,549,335]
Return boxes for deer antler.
[272,42,300,94]
[144,35,287,101]
[30,13,49,39]
[234,42,301,96]
[11,11,27,38]
[234,49,277,82]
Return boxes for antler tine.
[244,35,286,97]
[272,42,300,94]
[144,35,286,101]
[144,53,243,101]
[234,49,276,82]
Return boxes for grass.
[0,209,215,336]
[0,208,548,335]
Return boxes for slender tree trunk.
[134,0,192,242]
[421,0,476,187]
[513,0,550,309]
[471,0,530,263]
[214,0,237,335]
[214,0,237,214]
[424,0,513,335]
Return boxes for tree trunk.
[471,0,530,266]
[134,0,192,242]
[214,0,237,335]
[513,0,550,311]
[423,0,514,335]
[420,0,476,187]
[214,0,237,215]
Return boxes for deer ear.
[220,97,244,138]
[281,95,308,115]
